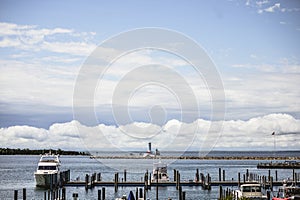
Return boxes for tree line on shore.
[0,148,90,155]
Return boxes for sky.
[0,0,300,151]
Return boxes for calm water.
[0,153,299,200]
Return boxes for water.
[0,153,299,200]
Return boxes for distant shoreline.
[0,148,90,156]
[90,155,300,160]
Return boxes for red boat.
[272,184,300,200]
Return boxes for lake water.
[0,153,299,199]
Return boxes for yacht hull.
[34,173,59,188]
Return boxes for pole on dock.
[178,186,182,200]
[174,169,177,182]
[139,187,143,198]
[14,190,18,200]
[182,191,186,200]
[156,169,159,200]
[223,169,225,181]
[23,188,26,200]
[44,191,46,200]
[62,187,66,200]
[98,189,101,200]
[136,187,138,200]
[275,170,278,182]
[124,169,127,182]
[72,193,78,200]
[219,185,223,200]
[102,187,105,200]
[238,172,240,186]
[196,168,199,182]
[219,168,221,181]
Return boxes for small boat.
[151,160,169,183]
[272,183,300,200]
[34,152,61,188]
[234,183,268,199]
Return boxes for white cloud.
[264,3,281,13]
[0,22,96,56]
[0,113,299,151]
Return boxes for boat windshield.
[38,166,57,170]
[242,186,261,193]
[40,156,58,162]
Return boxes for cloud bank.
[1,113,299,151]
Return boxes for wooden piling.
[44,191,46,200]
[23,188,26,200]
[156,169,159,200]
[219,168,222,181]
[222,170,225,181]
[275,170,278,181]
[196,168,199,182]
[136,187,138,200]
[102,187,105,200]
[219,185,223,200]
[182,191,186,200]
[14,190,18,200]
[124,169,127,182]
[98,189,101,200]
[178,186,182,200]
[139,187,143,198]
[62,187,66,200]
[174,169,177,181]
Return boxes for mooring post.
[22,188,26,200]
[156,169,159,200]
[14,190,18,200]
[72,193,78,200]
[98,189,101,200]
[144,186,146,200]
[275,170,278,181]
[217,183,222,197]
[268,170,271,182]
[178,186,182,200]
[174,169,177,182]
[223,169,225,181]
[139,187,143,198]
[182,191,186,200]
[136,187,138,200]
[196,168,199,182]
[62,187,66,200]
[44,191,46,200]
[102,187,105,200]
[124,169,127,182]
[219,168,222,181]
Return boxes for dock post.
[102,187,105,200]
[243,174,245,183]
[246,169,249,181]
[270,176,273,191]
[136,187,138,200]
[114,173,117,192]
[196,168,199,182]
[139,187,143,198]
[219,185,222,200]
[72,193,78,200]
[124,169,127,182]
[85,174,89,190]
[219,168,221,181]
[182,191,186,200]
[223,169,225,181]
[98,189,101,200]
[62,187,66,200]
[238,172,240,186]
[44,191,46,200]
[174,169,177,181]
[275,170,278,182]
[156,170,159,200]
[144,186,146,200]
[23,188,26,200]
[14,190,18,200]
[268,170,271,182]
[178,186,182,200]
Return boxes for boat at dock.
[151,160,169,183]
[272,183,300,200]
[34,152,61,188]
[233,183,268,199]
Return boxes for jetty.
[257,161,300,169]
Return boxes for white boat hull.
[34,173,59,188]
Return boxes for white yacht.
[151,160,169,183]
[34,153,61,187]
[234,183,268,199]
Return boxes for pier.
[12,167,300,200]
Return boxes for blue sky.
[0,0,300,150]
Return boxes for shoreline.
[90,155,300,160]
